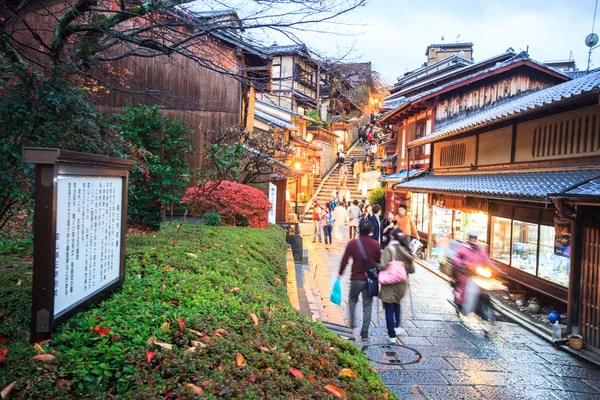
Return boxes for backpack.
[367,131,373,141]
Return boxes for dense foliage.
[0,224,393,399]
[368,186,386,211]
[116,105,194,227]
[183,181,272,228]
[0,63,127,231]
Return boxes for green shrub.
[0,63,127,232]
[369,186,386,210]
[116,105,194,227]
[203,210,221,226]
[0,225,393,399]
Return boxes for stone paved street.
[299,222,600,399]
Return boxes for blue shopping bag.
[330,279,342,305]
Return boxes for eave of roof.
[255,99,316,122]
[254,110,297,130]
[394,169,600,200]
[408,69,600,147]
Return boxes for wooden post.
[427,196,434,260]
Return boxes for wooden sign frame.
[23,148,134,343]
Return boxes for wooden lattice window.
[439,143,467,167]
[531,114,599,158]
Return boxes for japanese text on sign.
[54,176,122,316]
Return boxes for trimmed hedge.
[0,224,393,399]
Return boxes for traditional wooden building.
[252,99,321,223]
[259,44,319,114]
[393,71,600,352]
[379,50,569,214]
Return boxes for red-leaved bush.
[182,181,271,228]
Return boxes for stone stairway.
[303,142,366,219]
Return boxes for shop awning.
[380,168,424,182]
[393,170,600,200]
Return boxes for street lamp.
[294,162,301,217]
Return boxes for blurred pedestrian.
[333,201,348,244]
[322,203,333,247]
[378,228,415,343]
[348,200,361,239]
[338,220,381,341]
[312,198,323,243]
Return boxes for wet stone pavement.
[299,223,600,400]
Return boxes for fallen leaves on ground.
[235,353,245,367]
[31,354,56,362]
[92,326,110,336]
[146,350,155,363]
[230,287,241,293]
[1,381,16,399]
[250,313,259,326]
[191,341,207,349]
[0,348,7,362]
[186,253,198,259]
[178,317,186,332]
[288,367,304,379]
[317,358,328,367]
[185,384,203,395]
[0,336,7,345]
[324,384,348,399]
[153,341,173,351]
[33,343,45,354]
[338,368,358,378]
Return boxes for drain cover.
[361,344,422,366]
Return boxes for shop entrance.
[580,207,600,352]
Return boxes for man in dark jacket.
[368,204,382,244]
[338,220,381,341]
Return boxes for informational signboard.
[54,176,123,315]
[268,182,277,224]
[23,148,133,343]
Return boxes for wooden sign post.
[23,148,134,343]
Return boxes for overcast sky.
[293,0,600,85]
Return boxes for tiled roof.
[380,52,569,123]
[254,110,297,130]
[192,10,237,18]
[563,177,600,196]
[380,169,425,182]
[409,69,600,147]
[394,170,600,200]
[262,44,309,56]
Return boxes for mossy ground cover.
[0,224,393,399]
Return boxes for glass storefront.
[490,216,569,287]
[411,193,429,233]
[453,211,488,244]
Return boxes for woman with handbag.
[377,228,415,343]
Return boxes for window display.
[454,211,488,244]
[490,215,569,287]
[512,221,538,276]
[410,193,429,233]
[538,225,570,287]
[491,216,511,265]
[432,206,453,240]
